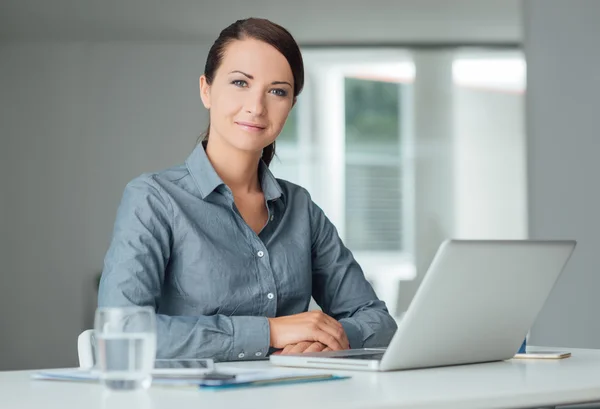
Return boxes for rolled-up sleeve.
[309,198,398,349]
[98,176,270,361]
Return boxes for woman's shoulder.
[121,164,194,208]
[274,178,327,218]
[275,177,312,201]
[126,164,191,191]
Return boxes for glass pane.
[344,78,400,152]
[271,104,300,185]
[277,104,298,143]
[344,77,403,252]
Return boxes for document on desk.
[32,368,349,390]
[196,371,349,390]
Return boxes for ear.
[291,96,297,108]
[199,75,211,109]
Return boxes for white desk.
[3,348,600,409]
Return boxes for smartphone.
[513,351,571,359]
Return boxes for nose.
[245,89,266,116]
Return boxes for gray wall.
[0,0,522,43]
[0,42,208,369]
[525,0,600,348]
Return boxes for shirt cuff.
[229,316,270,361]
[339,318,364,349]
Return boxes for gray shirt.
[98,144,397,362]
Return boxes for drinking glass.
[94,306,157,391]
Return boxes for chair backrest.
[77,329,95,369]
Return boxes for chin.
[228,137,272,154]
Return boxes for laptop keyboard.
[329,353,385,361]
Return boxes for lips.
[235,121,266,132]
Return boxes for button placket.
[250,215,278,316]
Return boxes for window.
[270,48,527,317]
[277,105,299,143]
[344,77,404,252]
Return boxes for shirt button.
[238,352,245,359]
[255,352,262,357]
[257,251,264,258]
[267,293,274,300]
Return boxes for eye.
[231,79,248,87]
[270,88,288,97]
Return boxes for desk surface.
[2,347,600,409]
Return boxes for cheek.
[269,102,293,129]
[212,91,243,119]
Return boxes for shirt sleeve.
[97,176,270,361]
[308,196,398,349]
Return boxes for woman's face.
[200,38,295,155]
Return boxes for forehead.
[218,38,294,83]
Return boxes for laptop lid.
[380,239,576,371]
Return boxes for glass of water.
[94,306,157,391]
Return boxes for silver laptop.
[270,239,576,371]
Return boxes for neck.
[205,135,263,195]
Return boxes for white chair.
[77,329,95,369]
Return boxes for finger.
[304,342,326,353]
[281,344,296,355]
[322,347,332,352]
[313,312,344,334]
[317,322,349,350]
[311,313,349,349]
[336,325,350,349]
[340,330,350,350]
[288,342,312,354]
[330,324,349,349]
[313,330,343,351]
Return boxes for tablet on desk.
[152,358,214,375]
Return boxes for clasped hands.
[268,311,349,355]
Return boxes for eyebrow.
[229,70,292,88]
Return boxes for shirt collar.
[185,143,284,202]
[258,159,284,202]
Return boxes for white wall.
[0,42,209,369]
[454,86,527,239]
[393,52,528,315]
[525,0,600,348]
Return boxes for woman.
[98,17,397,361]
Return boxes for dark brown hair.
[200,18,304,167]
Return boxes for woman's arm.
[309,197,398,349]
[98,176,269,361]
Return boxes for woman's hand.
[272,341,332,355]
[268,311,349,351]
